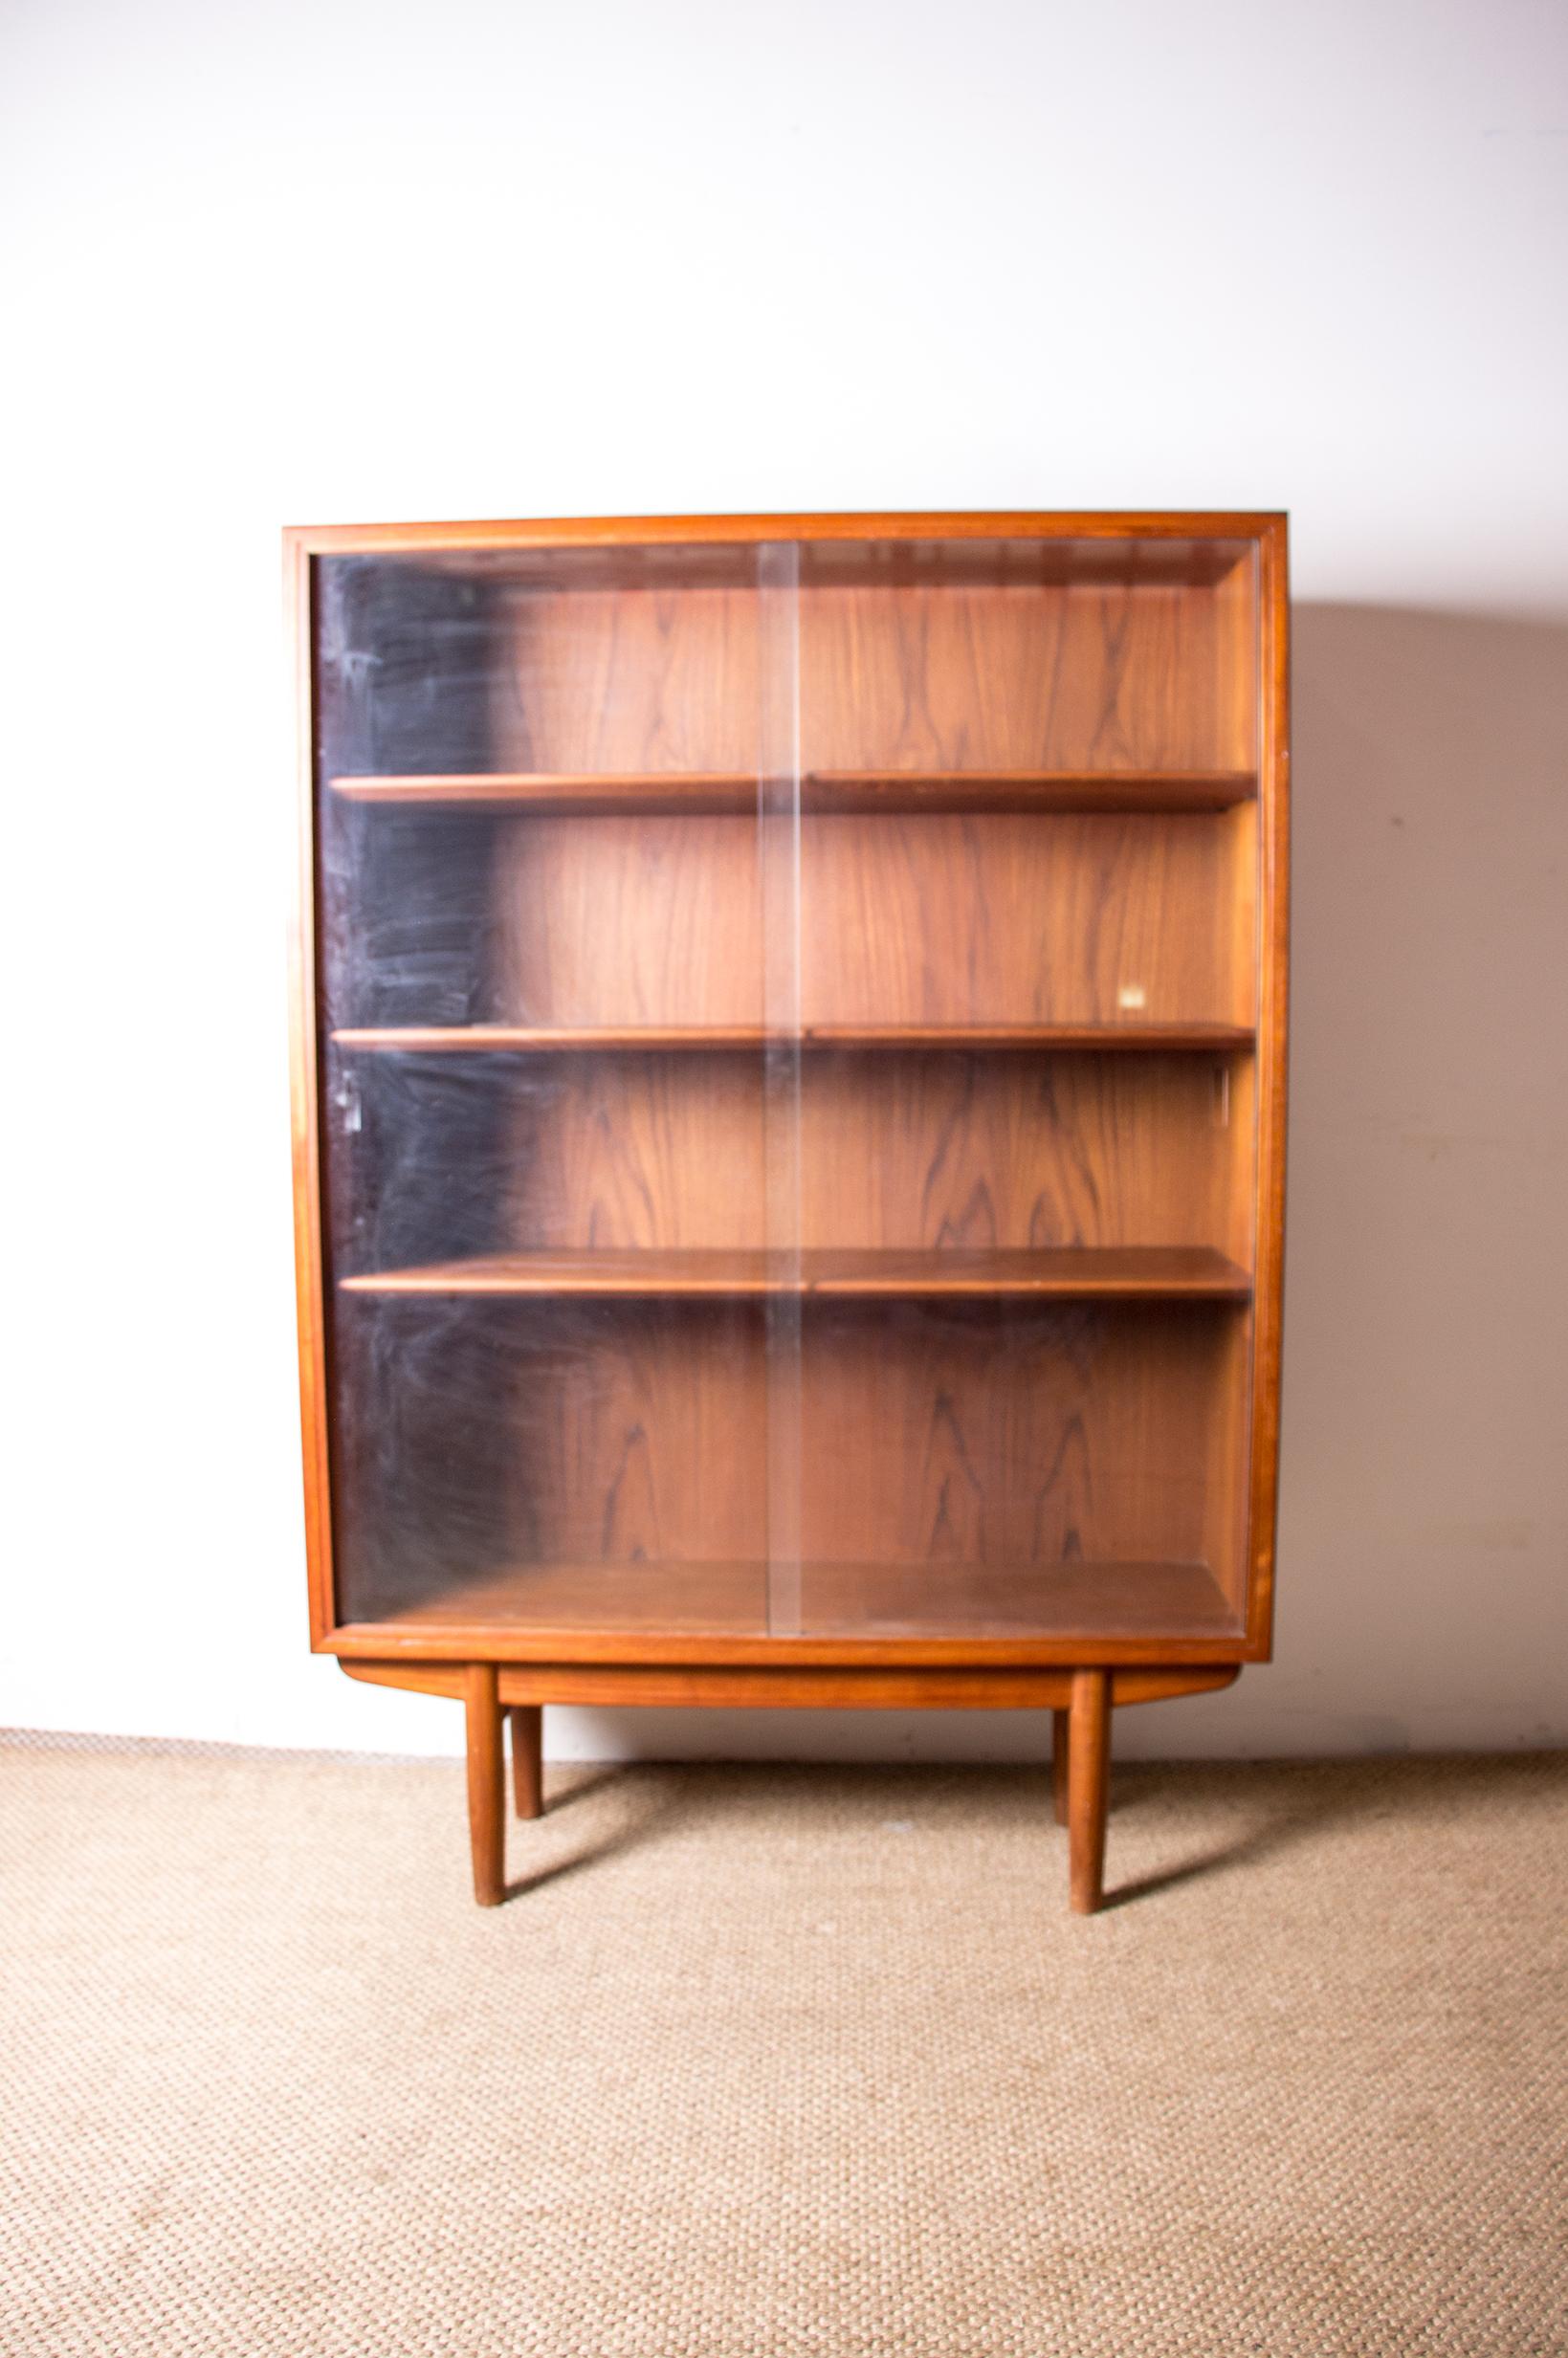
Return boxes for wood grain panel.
[490,816,764,1025]
[487,820,1254,1032]
[805,769,1255,811]
[392,1562,771,1635]
[339,1658,1243,1708]
[501,1052,765,1251]
[1245,515,1291,1653]
[801,1558,1236,1640]
[797,1052,1247,1258]
[487,585,761,775]
[801,580,1231,772]
[795,1302,1235,1572]
[502,1304,768,1571]
[328,1620,1253,1669]
[1214,547,1262,778]
[800,813,1251,1027]
[1229,799,1261,1031]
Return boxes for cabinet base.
[340,1657,1240,1913]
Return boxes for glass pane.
[316,542,792,1639]
[313,527,1261,1656]
[788,534,1260,1642]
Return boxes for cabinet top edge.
[282,511,1290,557]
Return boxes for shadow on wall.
[1234,603,1568,1755]
[558,605,1568,1768]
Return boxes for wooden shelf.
[357,1557,1243,1645]
[806,770,1256,813]
[327,768,1257,814]
[330,771,758,813]
[339,1246,1252,1300]
[330,1022,1257,1054]
[803,1024,1255,1053]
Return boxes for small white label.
[1116,983,1147,1011]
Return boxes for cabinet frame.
[286,511,1289,1907]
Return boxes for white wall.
[3,0,1564,1763]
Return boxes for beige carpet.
[3,1743,1565,2357]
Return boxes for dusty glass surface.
[317,544,798,1636]
[314,534,1259,1645]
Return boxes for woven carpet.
[3,1743,1565,2357]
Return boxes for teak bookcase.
[287,513,1289,1913]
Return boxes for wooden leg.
[510,1705,543,1819]
[1068,1669,1111,1915]
[464,1664,505,1906]
[1051,1708,1071,1826]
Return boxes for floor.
[3,1740,1565,2357]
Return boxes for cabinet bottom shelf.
[347,1557,1242,1645]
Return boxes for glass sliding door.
[315,540,798,1642]
[785,534,1259,1644]
[311,524,1259,1657]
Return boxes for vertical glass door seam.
[758,540,803,1636]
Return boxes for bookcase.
[287,513,1289,1913]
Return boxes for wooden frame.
[287,512,1289,1912]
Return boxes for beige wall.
[1131,604,1568,1758]
[2,0,1563,1759]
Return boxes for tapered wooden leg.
[1068,1669,1111,1915]
[1051,1708,1071,1826]
[510,1705,543,1819]
[464,1664,505,1906]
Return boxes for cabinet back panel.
[801,813,1251,1027]
[502,1305,769,1567]
[481,1052,1247,1258]
[798,1052,1249,1259]
[491,817,764,1025]
[802,577,1254,773]
[796,1302,1232,1571]
[488,586,762,775]
[504,1054,768,1251]
[488,811,1252,1030]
